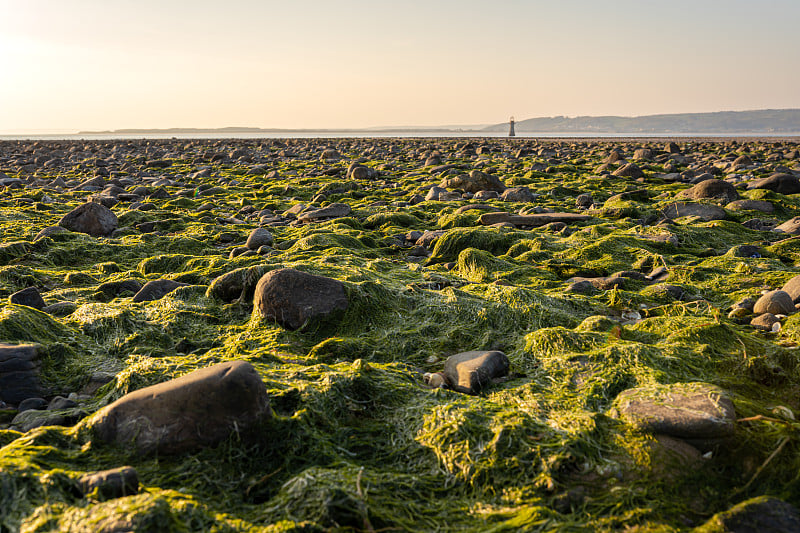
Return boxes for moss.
[428,228,523,264]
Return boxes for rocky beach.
[2,136,800,531]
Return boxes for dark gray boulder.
[132,279,187,303]
[0,344,43,404]
[677,179,739,202]
[440,170,506,193]
[253,268,348,331]
[746,173,800,195]
[9,287,46,310]
[612,162,645,178]
[79,466,139,500]
[443,350,510,395]
[58,202,118,237]
[89,360,270,455]
[246,228,274,250]
[697,496,800,533]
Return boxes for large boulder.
[782,274,800,303]
[58,202,118,237]
[0,344,43,404]
[440,170,506,193]
[132,279,187,303]
[746,173,800,195]
[253,268,348,330]
[89,360,269,455]
[443,350,510,395]
[9,287,46,310]
[612,162,645,178]
[677,179,739,202]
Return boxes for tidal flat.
[1,137,800,531]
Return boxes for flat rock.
[253,268,348,331]
[613,383,735,439]
[297,203,351,223]
[58,202,118,237]
[775,216,800,235]
[443,350,509,395]
[661,202,726,221]
[478,211,590,227]
[753,290,795,315]
[697,496,800,533]
[89,360,270,455]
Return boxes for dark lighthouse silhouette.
[508,116,515,137]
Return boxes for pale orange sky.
[1,0,799,133]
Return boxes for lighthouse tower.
[508,116,516,137]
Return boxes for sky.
[1,0,799,133]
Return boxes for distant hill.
[484,109,800,134]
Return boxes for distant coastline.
[73,109,800,137]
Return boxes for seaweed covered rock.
[443,350,510,394]
[695,496,800,533]
[297,203,352,223]
[440,169,506,193]
[0,343,43,404]
[253,268,348,330]
[79,466,139,499]
[58,201,118,237]
[89,360,270,455]
[612,383,735,443]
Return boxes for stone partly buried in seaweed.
[695,495,800,533]
[57,201,118,237]
[87,360,270,455]
[611,382,736,451]
[438,350,510,394]
[253,268,348,330]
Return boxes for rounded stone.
[253,268,348,331]
[753,290,794,316]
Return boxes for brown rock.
[443,350,510,394]
[58,202,118,237]
[753,290,795,315]
[89,360,270,455]
[253,268,348,330]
